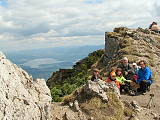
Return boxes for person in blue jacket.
[137,60,153,95]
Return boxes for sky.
[0,0,160,52]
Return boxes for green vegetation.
[49,50,104,102]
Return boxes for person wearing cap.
[105,71,120,89]
[91,68,102,82]
[117,57,132,79]
[137,60,153,95]
[131,62,140,81]
[132,63,139,75]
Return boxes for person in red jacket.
[105,71,120,89]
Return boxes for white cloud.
[0,0,159,52]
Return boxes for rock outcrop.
[83,80,120,102]
[100,27,160,78]
[52,80,124,120]
[0,52,52,120]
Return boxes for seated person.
[149,22,155,29]
[117,57,132,80]
[137,60,153,95]
[149,22,160,33]
[131,63,140,81]
[115,68,131,93]
[91,68,102,82]
[105,71,120,89]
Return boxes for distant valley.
[5,45,103,79]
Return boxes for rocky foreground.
[0,52,52,120]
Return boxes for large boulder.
[62,80,123,120]
[0,52,52,120]
[83,80,120,102]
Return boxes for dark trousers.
[139,80,151,93]
[120,82,130,93]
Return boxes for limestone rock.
[0,51,52,120]
[73,100,80,112]
[62,112,76,120]
[84,80,109,102]
[0,51,6,59]
[106,81,120,97]
[131,101,142,112]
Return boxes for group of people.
[149,21,160,33]
[91,57,153,95]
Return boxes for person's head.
[110,71,116,81]
[116,68,122,76]
[110,67,117,72]
[152,22,157,25]
[122,57,128,65]
[139,60,147,69]
[132,63,137,68]
[93,68,100,76]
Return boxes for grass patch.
[80,92,124,120]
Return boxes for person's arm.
[143,68,151,80]
[137,70,142,84]
[127,64,133,72]
[116,77,123,84]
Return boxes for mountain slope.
[47,49,104,101]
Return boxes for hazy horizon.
[6,45,103,79]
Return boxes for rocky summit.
[0,52,52,120]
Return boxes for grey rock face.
[131,101,142,112]
[73,100,80,112]
[84,80,109,102]
[84,80,120,102]
[106,81,120,97]
[0,52,52,120]
[105,32,119,59]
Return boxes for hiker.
[117,57,132,79]
[132,63,139,75]
[91,68,102,82]
[105,71,120,89]
[115,68,131,93]
[131,63,140,81]
[149,22,160,33]
[137,60,153,95]
[149,22,156,29]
